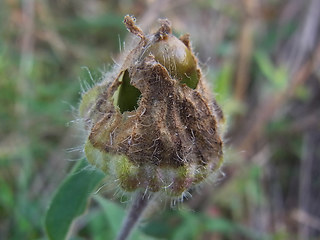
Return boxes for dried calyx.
[80,15,224,198]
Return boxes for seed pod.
[80,15,224,198]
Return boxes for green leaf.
[213,62,233,103]
[141,209,181,239]
[86,210,114,240]
[255,51,274,81]
[204,217,235,233]
[45,159,105,240]
[94,195,125,236]
[254,51,288,90]
[172,211,200,240]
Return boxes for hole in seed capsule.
[114,70,141,113]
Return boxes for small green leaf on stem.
[45,159,105,240]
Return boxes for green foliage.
[45,159,105,240]
[1,1,317,239]
[94,195,126,238]
[254,51,288,91]
[143,207,261,240]
[94,195,149,240]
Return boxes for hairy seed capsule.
[80,15,224,198]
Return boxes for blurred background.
[1,0,320,239]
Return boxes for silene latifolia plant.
[79,15,225,240]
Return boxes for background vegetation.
[1,0,320,239]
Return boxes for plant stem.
[116,191,151,240]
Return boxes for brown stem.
[116,191,151,240]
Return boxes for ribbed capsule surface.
[80,15,224,197]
